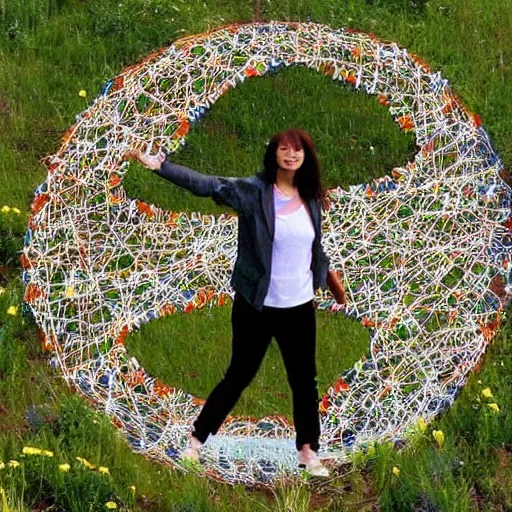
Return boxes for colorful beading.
[22,21,511,485]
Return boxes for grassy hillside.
[0,0,511,510]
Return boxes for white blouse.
[263,185,315,308]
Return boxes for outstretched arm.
[157,159,243,212]
[123,148,244,213]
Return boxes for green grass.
[128,304,369,419]
[124,64,415,215]
[0,0,511,510]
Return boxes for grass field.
[0,0,511,510]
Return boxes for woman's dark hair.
[262,128,327,208]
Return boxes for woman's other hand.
[326,270,346,306]
[122,148,167,171]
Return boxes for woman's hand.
[122,148,167,171]
[326,269,346,306]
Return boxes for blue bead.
[24,229,32,245]
[166,446,178,458]
[270,57,281,68]
[99,374,110,386]
[101,79,114,96]
[183,290,195,300]
[342,429,356,446]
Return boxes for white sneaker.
[180,436,203,462]
[180,446,200,461]
[298,450,329,478]
[298,452,330,478]
[298,460,330,478]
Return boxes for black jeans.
[192,292,320,452]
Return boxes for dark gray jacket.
[156,159,330,311]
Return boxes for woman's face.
[276,142,305,173]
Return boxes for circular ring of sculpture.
[22,21,512,485]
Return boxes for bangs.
[262,127,324,204]
[277,131,303,151]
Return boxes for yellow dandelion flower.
[7,306,18,316]
[128,485,136,494]
[0,462,5,470]
[8,460,20,468]
[76,456,95,470]
[1,206,11,213]
[42,450,54,457]
[64,286,75,298]
[105,501,118,509]
[432,430,445,449]
[59,463,71,472]
[22,446,43,456]
[392,466,400,477]
[98,466,110,475]
[417,417,427,432]
[488,403,500,413]
[482,387,493,398]
[79,90,87,98]
[12,208,21,214]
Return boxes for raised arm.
[156,159,243,212]
[122,148,246,213]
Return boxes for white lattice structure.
[22,21,511,485]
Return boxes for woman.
[124,128,346,477]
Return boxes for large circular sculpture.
[22,21,511,485]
